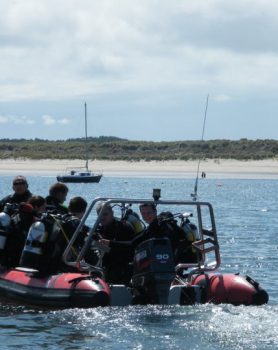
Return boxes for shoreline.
[0,159,277,179]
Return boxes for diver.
[0,175,32,211]
[89,202,135,284]
[0,201,37,268]
[99,203,186,264]
[48,196,89,273]
[19,196,88,275]
[28,195,46,216]
[45,182,69,214]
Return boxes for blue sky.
[0,0,277,141]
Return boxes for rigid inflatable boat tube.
[192,273,268,306]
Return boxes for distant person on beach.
[45,182,69,214]
[0,175,32,212]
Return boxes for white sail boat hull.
[57,171,102,183]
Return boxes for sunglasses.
[13,182,26,186]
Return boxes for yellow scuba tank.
[181,221,198,243]
[124,209,145,235]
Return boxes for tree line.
[0,137,277,161]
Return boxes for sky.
[0,0,278,141]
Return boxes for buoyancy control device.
[131,238,176,304]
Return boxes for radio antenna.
[191,94,209,201]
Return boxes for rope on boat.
[50,214,78,258]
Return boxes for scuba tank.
[19,220,48,270]
[123,209,145,235]
[0,212,11,260]
[0,212,11,250]
[20,213,80,273]
[0,203,18,263]
[178,219,200,264]
[181,220,199,242]
[19,213,61,271]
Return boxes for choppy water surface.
[0,175,277,350]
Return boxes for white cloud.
[0,114,35,124]
[58,118,70,125]
[42,115,70,126]
[42,115,56,125]
[1,0,278,102]
[0,113,70,127]
[0,116,9,123]
[213,94,232,102]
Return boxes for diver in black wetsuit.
[43,196,88,274]
[89,202,135,284]
[45,182,69,214]
[0,175,32,211]
[19,196,88,275]
[99,203,186,265]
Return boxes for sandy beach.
[0,158,277,179]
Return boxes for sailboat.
[56,103,102,183]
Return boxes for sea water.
[0,175,277,350]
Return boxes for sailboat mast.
[84,102,89,171]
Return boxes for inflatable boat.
[0,192,268,308]
[0,268,110,308]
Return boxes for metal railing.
[62,197,221,273]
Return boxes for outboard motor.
[131,238,176,304]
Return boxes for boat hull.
[0,269,268,308]
[191,273,269,306]
[56,174,102,183]
[0,269,110,308]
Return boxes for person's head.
[96,201,114,226]
[28,195,46,213]
[139,203,157,224]
[49,182,68,203]
[68,196,87,219]
[12,175,29,195]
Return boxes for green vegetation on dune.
[0,137,277,161]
